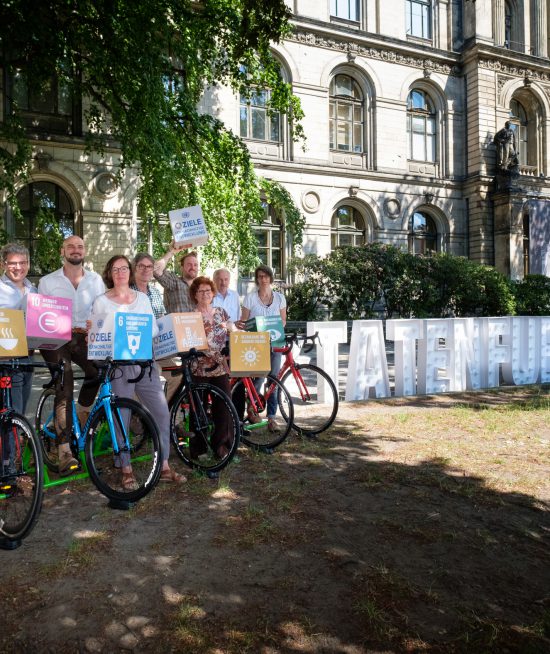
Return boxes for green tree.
[0,0,304,269]
[33,208,63,274]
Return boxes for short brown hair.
[189,276,216,304]
[102,255,135,289]
[179,251,198,266]
[254,264,274,285]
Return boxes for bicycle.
[35,358,162,503]
[272,332,339,436]
[0,358,48,549]
[163,349,240,476]
[230,373,294,451]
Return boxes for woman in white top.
[240,265,286,432]
[90,255,185,490]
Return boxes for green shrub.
[287,246,516,320]
[511,275,550,315]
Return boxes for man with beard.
[38,235,105,475]
[153,244,200,403]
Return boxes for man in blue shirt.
[212,268,240,323]
[0,243,37,415]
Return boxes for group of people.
[0,235,286,489]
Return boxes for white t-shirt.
[38,267,105,329]
[242,290,286,319]
[91,290,159,337]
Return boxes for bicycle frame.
[272,338,312,402]
[39,366,140,487]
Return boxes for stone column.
[493,0,506,46]
[532,0,548,57]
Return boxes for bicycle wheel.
[233,375,293,450]
[85,398,161,502]
[35,387,60,473]
[170,383,240,474]
[0,414,44,544]
[280,364,339,436]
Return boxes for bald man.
[38,235,105,475]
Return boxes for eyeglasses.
[112,266,130,274]
[4,260,28,268]
[136,264,154,271]
[196,289,212,295]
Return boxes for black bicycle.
[0,358,51,549]
[163,349,241,476]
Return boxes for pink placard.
[25,293,73,350]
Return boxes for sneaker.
[247,408,262,424]
[267,418,280,433]
[58,450,79,476]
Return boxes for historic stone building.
[2,1,550,282]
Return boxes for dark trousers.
[41,333,100,444]
[192,374,232,452]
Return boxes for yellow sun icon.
[241,346,259,367]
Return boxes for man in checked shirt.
[153,243,199,403]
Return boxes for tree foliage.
[0,0,304,268]
[510,274,550,315]
[288,245,516,320]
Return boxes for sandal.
[160,468,187,484]
[121,471,139,492]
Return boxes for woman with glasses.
[90,255,185,490]
[239,265,286,433]
[189,276,235,459]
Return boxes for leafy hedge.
[510,275,550,315]
[287,244,517,320]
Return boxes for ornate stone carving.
[289,30,461,76]
[93,171,119,198]
[383,198,401,219]
[302,191,320,213]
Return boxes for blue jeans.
[11,370,33,416]
[253,351,281,418]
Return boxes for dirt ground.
[1,387,550,654]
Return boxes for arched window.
[408,211,437,255]
[329,74,364,153]
[331,206,366,249]
[253,202,284,278]
[406,0,432,40]
[407,89,436,162]
[13,182,75,272]
[510,99,528,166]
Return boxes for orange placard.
[229,331,271,377]
[154,312,208,358]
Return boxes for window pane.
[337,103,352,122]
[33,182,56,209]
[335,75,352,97]
[353,105,362,122]
[31,78,55,113]
[353,123,362,152]
[251,107,266,139]
[58,79,72,115]
[426,134,435,161]
[337,122,351,150]
[412,132,425,160]
[240,106,248,137]
[339,233,353,246]
[12,71,28,109]
[270,114,280,142]
[256,231,268,247]
[272,230,281,247]
[412,116,426,133]
[329,118,335,149]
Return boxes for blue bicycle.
[35,359,162,503]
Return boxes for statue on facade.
[494,121,519,170]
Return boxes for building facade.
[3,1,550,283]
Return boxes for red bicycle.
[230,374,294,452]
[272,332,339,437]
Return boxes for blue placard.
[113,313,153,360]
